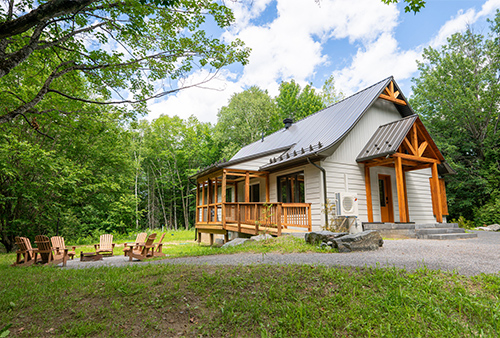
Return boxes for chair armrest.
[94,244,99,250]
[71,246,76,251]
[112,244,115,249]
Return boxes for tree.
[135,115,218,230]
[271,80,325,131]
[410,11,500,223]
[0,0,249,125]
[0,107,137,251]
[321,75,345,107]
[215,86,277,159]
[381,0,426,14]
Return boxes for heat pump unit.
[336,192,359,216]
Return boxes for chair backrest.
[23,237,35,251]
[99,234,114,250]
[15,237,26,252]
[136,232,147,244]
[51,236,65,250]
[145,233,157,246]
[35,235,52,252]
[156,233,165,244]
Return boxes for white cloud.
[146,69,243,123]
[332,33,421,95]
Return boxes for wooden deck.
[195,202,312,244]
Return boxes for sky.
[146,0,500,124]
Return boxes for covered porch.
[195,168,312,244]
[357,115,450,223]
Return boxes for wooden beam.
[418,141,428,157]
[395,156,408,222]
[431,163,443,223]
[403,163,433,172]
[379,94,407,106]
[365,166,373,222]
[392,153,440,163]
[364,158,395,168]
[403,137,417,155]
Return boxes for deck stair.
[363,222,477,240]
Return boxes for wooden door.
[378,175,394,222]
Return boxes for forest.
[0,0,499,252]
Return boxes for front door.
[378,175,394,222]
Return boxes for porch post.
[431,163,443,223]
[395,156,408,222]
[196,183,200,224]
[222,170,227,228]
[245,171,250,202]
[364,165,373,222]
[207,178,211,223]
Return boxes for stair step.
[417,228,464,235]
[415,223,458,229]
[425,233,478,240]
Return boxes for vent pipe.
[283,118,293,129]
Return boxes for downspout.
[307,157,328,227]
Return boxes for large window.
[277,171,305,203]
[250,184,260,202]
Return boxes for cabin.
[192,76,455,243]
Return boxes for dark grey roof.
[232,76,413,170]
[356,115,418,162]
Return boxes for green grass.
[0,261,499,337]
[2,231,499,337]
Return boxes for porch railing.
[196,202,312,235]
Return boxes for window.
[250,184,260,202]
[277,171,305,203]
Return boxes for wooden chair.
[51,236,76,260]
[94,234,115,256]
[123,232,147,257]
[125,233,157,261]
[34,235,68,267]
[153,233,166,257]
[12,236,38,267]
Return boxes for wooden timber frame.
[195,168,312,244]
[359,116,449,223]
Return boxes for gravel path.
[65,230,500,276]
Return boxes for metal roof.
[356,115,418,162]
[232,76,413,170]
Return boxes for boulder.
[221,238,249,248]
[250,234,273,241]
[305,231,349,245]
[476,224,500,231]
[334,230,383,253]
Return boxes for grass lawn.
[1,231,499,337]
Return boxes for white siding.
[405,168,437,223]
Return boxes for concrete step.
[425,233,478,240]
[415,223,458,229]
[363,223,415,230]
[416,228,464,239]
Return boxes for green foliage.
[215,86,277,158]
[410,10,500,224]
[0,0,249,124]
[381,0,426,13]
[271,80,325,131]
[321,75,345,106]
[475,194,500,226]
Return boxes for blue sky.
[147,0,500,123]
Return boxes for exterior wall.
[322,99,437,224]
[268,163,323,231]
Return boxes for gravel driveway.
[65,230,500,276]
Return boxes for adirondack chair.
[125,233,157,261]
[94,234,115,256]
[12,236,38,267]
[123,232,147,257]
[153,233,166,257]
[34,235,68,267]
[51,236,76,260]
